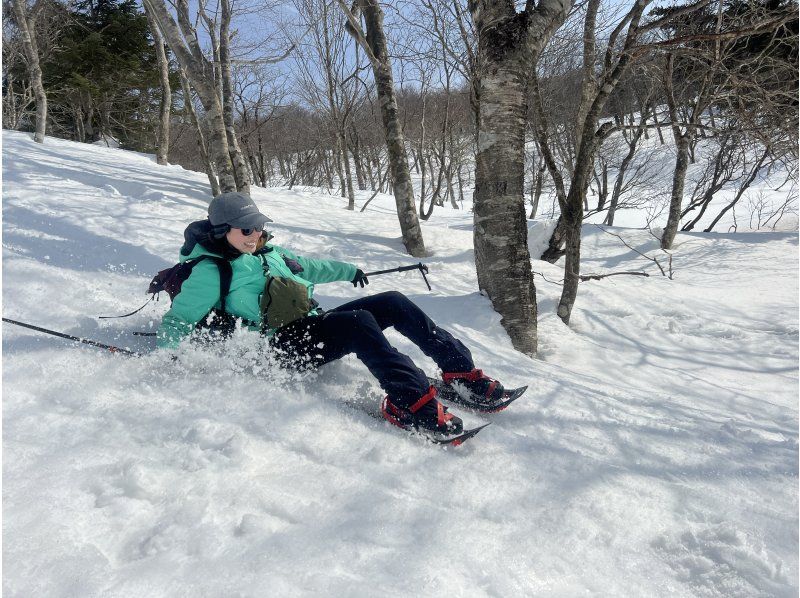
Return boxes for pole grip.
[362,262,432,291]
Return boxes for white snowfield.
[2,130,797,597]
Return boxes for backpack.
[100,256,234,330]
[148,256,249,336]
[147,256,232,310]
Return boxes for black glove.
[351,269,369,288]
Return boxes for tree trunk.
[143,0,237,194]
[417,96,429,218]
[529,159,545,219]
[75,106,85,142]
[350,125,367,190]
[604,129,642,225]
[661,54,689,250]
[143,2,171,164]
[365,2,426,255]
[661,135,690,249]
[333,140,347,196]
[220,0,250,193]
[471,10,537,355]
[344,0,427,257]
[339,129,356,208]
[324,149,335,192]
[556,122,611,324]
[468,0,573,354]
[180,70,220,196]
[12,0,47,143]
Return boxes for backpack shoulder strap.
[208,256,233,313]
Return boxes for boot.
[381,386,463,435]
[442,369,505,407]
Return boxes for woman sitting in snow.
[157,191,510,439]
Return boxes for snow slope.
[3,130,798,597]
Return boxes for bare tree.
[545,0,665,325]
[660,50,714,249]
[141,0,241,194]
[468,0,575,356]
[175,68,222,195]
[234,64,288,187]
[143,2,171,165]
[660,0,797,248]
[337,0,427,257]
[10,0,47,142]
[704,145,772,231]
[218,0,253,193]
[3,10,33,130]
[293,0,364,208]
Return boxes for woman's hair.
[210,222,230,239]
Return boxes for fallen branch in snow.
[596,225,674,279]
[533,270,650,284]
[532,271,564,285]
[579,271,650,281]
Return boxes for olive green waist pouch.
[259,276,312,330]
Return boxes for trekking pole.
[364,262,432,291]
[2,317,142,357]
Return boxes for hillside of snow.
[2,130,798,597]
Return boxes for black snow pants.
[269,291,474,407]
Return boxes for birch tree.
[468,0,574,356]
[10,0,47,143]
[143,2,171,165]
[294,0,362,208]
[659,0,795,248]
[549,0,653,325]
[337,0,427,257]
[141,0,240,194]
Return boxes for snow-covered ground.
[3,130,798,597]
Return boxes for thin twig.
[579,271,650,281]
[532,270,564,285]
[595,224,673,278]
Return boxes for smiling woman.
[156,191,512,441]
[225,226,265,253]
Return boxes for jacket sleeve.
[156,260,221,349]
[276,245,358,285]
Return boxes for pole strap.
[98,296,155,319]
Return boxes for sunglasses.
[238,226,263,236]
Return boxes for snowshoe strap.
[408,386,452,426]
[442,368,485,383]
[443,369,496,399]
[408,386,437,413]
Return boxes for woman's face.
[226,227,262,254]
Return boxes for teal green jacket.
[157,237,357,349]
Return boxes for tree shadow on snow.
[3,205,171,274]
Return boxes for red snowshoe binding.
[381,386,463,436]
[435,369,527,413]
[442,369,505,406]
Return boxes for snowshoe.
[343,386,489,446]
[381,392,490,446]
[381,386,463,435]
[432,370,528,413]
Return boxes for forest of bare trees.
[4,0,797,354]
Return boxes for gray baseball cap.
[208,192,272,229]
